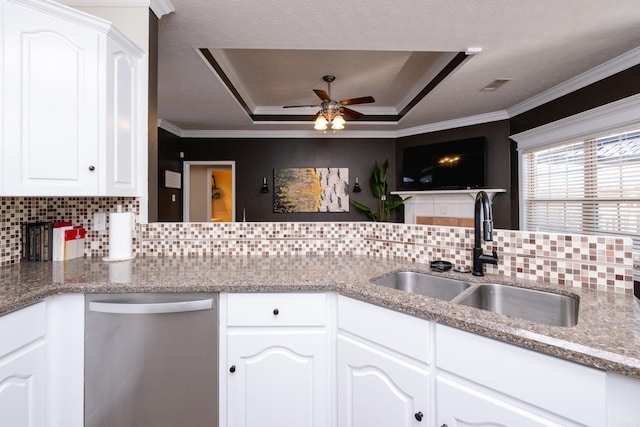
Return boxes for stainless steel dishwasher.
[85,293,218,427]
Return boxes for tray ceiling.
[157,0,640,136]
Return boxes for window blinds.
[522,129,640,275]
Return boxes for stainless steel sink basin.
[454,283,579,327]
[371,271,472,301]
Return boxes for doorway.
[183,161,236,222]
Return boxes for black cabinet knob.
[273,308,279,315]
[229,365,236,373]
[88,166,95,171]
[414,412,423,422]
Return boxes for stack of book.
[21,221,86,262]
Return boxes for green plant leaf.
[351,199,379,221]
[353,159,410,222]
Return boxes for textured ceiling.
[157,0,640,135]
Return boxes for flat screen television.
[401,137,486,190]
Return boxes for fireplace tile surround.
[0,197,633,293]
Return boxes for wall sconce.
[260,176,269,193]
[352,176,362,193]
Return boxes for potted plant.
[352,159,410,222]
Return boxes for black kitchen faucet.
[472,190,499,276]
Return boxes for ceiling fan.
[283,75,375,130]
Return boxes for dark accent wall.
[511,64,640,134]
[396,120,515,229]
[158,128,183,221]
[165,136,396,222]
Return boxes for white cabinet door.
[226,330,330,427]
[102,31,142,196]
[337,334,430,427]
[2,0,100,196]
[435,324,605,426]
[1,0,142,196]
[0,301,47,427]
[0,343,47,427]
[436,375,577,427]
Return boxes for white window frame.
[511,94,640,275]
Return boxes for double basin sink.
[371,271,579,327]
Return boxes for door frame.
[183,161,236,222]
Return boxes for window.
[522,129,640,274]
[512,94,640,278]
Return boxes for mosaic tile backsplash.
[0,197,633,293]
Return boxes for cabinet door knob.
[88,166,95,171]
[414,412,423,422]
[273,308,279,315]
[229,365,236,373]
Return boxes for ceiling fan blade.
[341,107,364,120]
[313,89,332,103]
[340,96,375,106]
[283,104,319,108]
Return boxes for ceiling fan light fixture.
[282,75,373,131]
[331,114,345,130]
[314,115,328,130]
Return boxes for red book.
[53,225,85,261]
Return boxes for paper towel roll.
[107,211,134,261]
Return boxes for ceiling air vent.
[481,78,512,91]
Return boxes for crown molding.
[158,112,509,139]
[157,119,184,136]
[58,0,176,18]
[510,93,640,151]
[181,129,399,139]
[396,111,510,138]
[150,0,174,17]
[507,46,640,117]
[158,120,397,139]
[57,0,174,17]
[57,0,149,6]
[254,105,399,116]
[19,0,115,32]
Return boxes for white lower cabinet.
[337,295,432,427]
[2,290,640,427]
[0,302,47,427]
[337,334,430,427]
[435,324,606,427]
[227,331,330,427]
[220,292,333,427]
[436,375,575,427]
[0,344,47,427]
[0,295,84,427]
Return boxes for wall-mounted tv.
[401,137,486,190]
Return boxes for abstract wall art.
[273,168,349,213]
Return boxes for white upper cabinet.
[0,0,143,196]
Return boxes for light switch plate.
[93,212,106,231]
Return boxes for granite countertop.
[1,255,640,379]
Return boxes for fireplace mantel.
[391,189,506,225]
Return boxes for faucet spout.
[473,191,498,276]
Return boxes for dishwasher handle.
[89,298,213,314]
